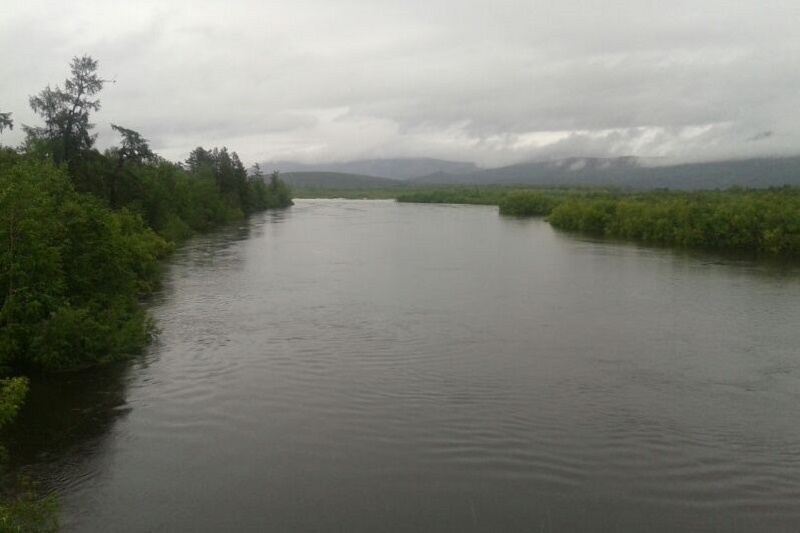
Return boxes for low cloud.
[2,0,799,166]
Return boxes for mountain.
[281,171,404,189]
[410,156,800,190]
[264,158,479,180]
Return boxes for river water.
[7,199,800,532]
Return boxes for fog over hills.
[273,155,800,190]
[411,156,800,189]
[282,172,404,189]
[263,158,479,181]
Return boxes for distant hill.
[281,171,404,189]
[411,156,800,190]
[265,158,479,180]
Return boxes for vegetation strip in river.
[300,185,800,256]
[396,186,800,256]
[547,188,800,255]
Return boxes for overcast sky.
[2,0,799,167]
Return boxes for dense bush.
[396,187,508,205]
[0,149,293,373]
[549,188,800,255]
[498,191,562,216]
[0,160,169,371]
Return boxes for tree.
[185,146,214,173]
[248,163,263,180]
[0,111,12,134]
[107,124,156,207]
[110,124,155,166]
[24,55,105,167]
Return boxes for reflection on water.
[5,200,800,532]
[3,363,132,494]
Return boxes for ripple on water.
[21,200,800,533]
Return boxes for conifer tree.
[24,55,105,167]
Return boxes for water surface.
[9,199,800,532]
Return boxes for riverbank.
[298,185,800,257]
[0,155,292,529]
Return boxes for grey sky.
[2,0,798,167]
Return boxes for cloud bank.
[2,0,798,166]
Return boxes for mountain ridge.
[271,155,800,190]
[409,155,800,189]
[281,171,404,189]
[262,157,479,181]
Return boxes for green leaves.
[2,57,293,373]
[0,377,27,429]
[110,124,155,166]
[548,189,800,256]
[498,191,561,216]
[0,161,165,371]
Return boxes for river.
[7,199,800,532]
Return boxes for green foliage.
[324,184,800,257]
[548,188,800,256]
[0,378,27,429]
[0,53,297,532]
[0,149,20,174]
[0,146,291,376]
[183,148,292,217]
[2,56,293,372]
[0,161,167,371]
[110,124,155,166]
[393,186,615,216]
[498,191,562,216]
[0,484,58,533]
[264,171,293,209]
[548,198,618,234]
[0,378,59,533]
[397,187,507,205]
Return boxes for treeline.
[394,186,613,215]
[396,187,510,206]
[0,56,292,374]
[497,189,615,216]
[548,189,800,255]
